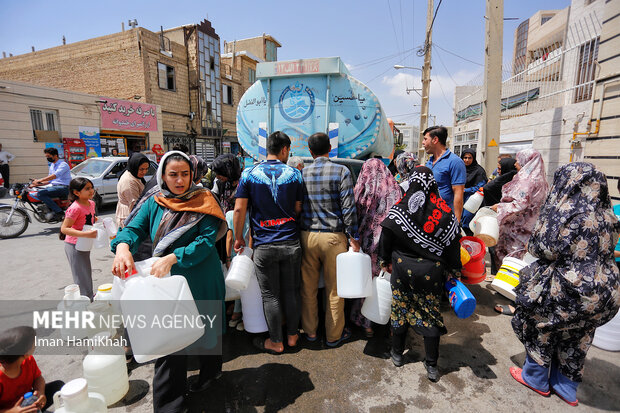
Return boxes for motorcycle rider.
[32,148,71,221]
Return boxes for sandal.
[252,337,282,355]
[326,328,352,348]
[510,367,551,397]
[494,304,515,316]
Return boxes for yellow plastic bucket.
[491,257,528,301]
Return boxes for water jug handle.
[89,392,106,405]
[52,391,62,410]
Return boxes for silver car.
[71,157,157,209]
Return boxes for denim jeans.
[37,185,68,213]
[253,239,302,343]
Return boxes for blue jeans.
[37,185,68,213]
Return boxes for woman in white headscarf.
[111,151,228,411]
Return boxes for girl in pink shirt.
[60,178,98,299]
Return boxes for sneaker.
[45,211,56,221]
[391,350,404,367]
[424,361,439,382]
[228,318,241,328]
[189,372,222,393]
[235,321,244,331]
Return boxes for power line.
[431,56,454,111]
[364,49,415,84]
[433,46,458,85]
[417,0,443,57]
[348,47,415,71]
[433,42,484,66]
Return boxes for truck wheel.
[0,206,29,238]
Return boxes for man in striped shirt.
[300,132,360,347]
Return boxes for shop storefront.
[99,98,160,156]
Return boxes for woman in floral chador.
[510,162,620,406]
[492,149,549,264]
[379,167,462,382]
[350,159,402,336]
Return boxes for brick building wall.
[0,30,145,103]
[0,28,190,138]
[139,29,190,135]
[221,53,259,146]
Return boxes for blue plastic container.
[445,279,476,319]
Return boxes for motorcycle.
[0,180,70,239]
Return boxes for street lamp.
[393,65,423,72]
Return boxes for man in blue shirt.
[32,147,71,221]
[423,126,466,222]
[234,131,304,354]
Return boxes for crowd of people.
[1,127,619,412]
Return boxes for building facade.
[0,79,163,183]
[220,51,262,155]
[164,20,223,161]
[393,122,419,153]
[223,34,281,62]
[0,27,189,156]
[453,0,610,182]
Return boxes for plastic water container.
[361,271,392,324]
[225,247,254,291]
[522,252,538,264]
[464,188,484,213]
[492,256,529,301]
[85,301,117,339]
[20,392,41,412]
[336,248,373,298]
[239,271,268,333]
[459,236,487,284]
[94,284,113,302]
[222,264,241,302]
[75,225,95,251]
[53,378,107,413]
[57,290,91,340]
[469,207,499,247]
[445,278,476,318]
[593,310,620,351]
[102,217,117,240]
[120,275,204,363]
[83,333,129,406]
[92,223,108,249]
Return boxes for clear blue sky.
[1,0,570,126]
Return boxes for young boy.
[0,327,63,412]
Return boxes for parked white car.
[71,157,157,209]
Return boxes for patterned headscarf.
[354,159,402,276]
[381,166,461,267]
[152,151,226,256]
[497,149,549,227]
[211,154,242,213]
[394,152,419,183]
[528,162,620,262]
[189,155,209,184]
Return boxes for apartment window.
[541,15,553,25]
[223,85,233,105]
[574,37,599,103]
[158,62,176,91]
[513,19,529,75]
[30,108,59,134]
[248,68,256,84]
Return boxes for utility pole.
[418,0,433,162]
[481,0,503,173]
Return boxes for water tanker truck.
[236,57,394,161]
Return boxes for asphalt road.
[1,197,619,413]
